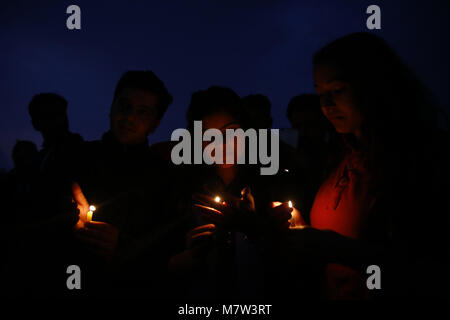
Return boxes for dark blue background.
[1,0,449,169]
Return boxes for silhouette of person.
[169,86,309,300]
[28,93,84,220]
[3,96,84,297]
[4,140,40,223]
[241,94,273,129]
[287,94,327,147]
[242,93,314,220]
[0,141,40,277]
[69,70,177,297]
[29,93,83,174]
[287,32,449,299]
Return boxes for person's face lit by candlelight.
[201,112,244,169]
[110,88,160,145]
[313,64,364,140]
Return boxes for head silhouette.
[28,93,69,141]
[187,86,244,168]
[12,140,39,170]
[241,94,273,129]
[110,70,173,145]
[287,94,328,138]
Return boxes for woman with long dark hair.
[306,32,450,298]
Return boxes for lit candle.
[288,200,296,227]
[271,201,295,226]
[86,205,96,222]
[271,200,306,228]
[214,195,226,205]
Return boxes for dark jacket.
[69,131,182,297]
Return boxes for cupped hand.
[192,187,255,232]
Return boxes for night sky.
[1,0,449,170]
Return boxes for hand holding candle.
[271,200,306,229]
[192,187,255,231]
[86,205,96,222]
[193,193,227,225]
[71,182,119,260]
[72,182,96,229]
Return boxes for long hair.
[313,32,440,192]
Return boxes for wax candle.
[86,205,96,222]
[214,195,226,205]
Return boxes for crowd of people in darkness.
[1,32,449,299]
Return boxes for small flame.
[288,200,293,208]
[214,196,221,203]
[86,205,96,222]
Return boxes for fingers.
[269,203,293,231]
[193,204,224,224]
[187,224,216,248]
[290,207,307,228]
[193,204,223,215]
[188,224,216,235]
[191,231,214,241]
[72,182,89,222]
[240,186,252,198]
[72,182,89,208]
[272,203,293,220]
[240,187,255,211]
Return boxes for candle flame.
[86,205,96,222]
[288,200,293,208]
[214,196,221,203]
